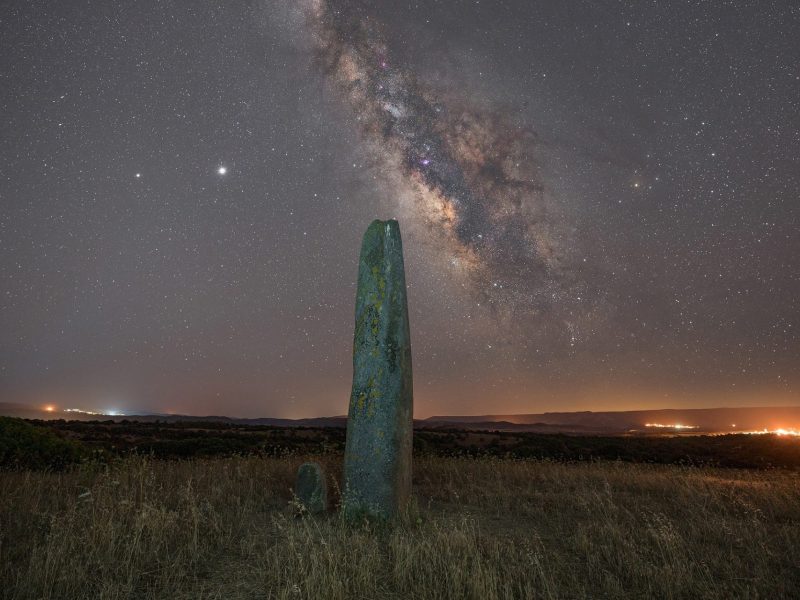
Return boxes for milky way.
[2,0,796,417]
[302,0,584,324]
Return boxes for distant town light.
[741,428,800,437]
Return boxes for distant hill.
[2,402,799,435]
[0,403,348,428]
[425,407,800,434]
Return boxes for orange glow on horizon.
[741,428,800,437]
[43,405,56,413]
[644,423,699,430]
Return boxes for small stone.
[295,462,328,514]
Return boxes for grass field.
[1,455,799,599]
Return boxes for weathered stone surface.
[295,462,328,514]
[343,219,413,519]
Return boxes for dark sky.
[1,0,798,418]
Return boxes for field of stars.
[0,0,798,417]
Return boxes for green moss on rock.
[343,220,413,519]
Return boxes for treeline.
[415,428,800,469]
[3,418,800,470]
[36,419,345,459]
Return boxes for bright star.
[218,166,227,175]
[135,173,141,178]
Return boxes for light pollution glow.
[643,423,800,436]
[42,407,114,416]
[741,428,800,437]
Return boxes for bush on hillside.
[0,417,85,470]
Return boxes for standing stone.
[343,219,413,519]
[295,462,328,514]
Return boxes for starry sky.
[1,0,798,418]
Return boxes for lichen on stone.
[343,220,413,520]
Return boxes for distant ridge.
[2,402,799,434]
[0,403,348,428]
[425,407,800,433]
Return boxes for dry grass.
[1,455,799,599]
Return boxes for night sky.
[1,1,798,418]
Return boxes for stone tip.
[361,221,401,258]
[367,219,400,233]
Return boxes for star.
[217,166,227,175]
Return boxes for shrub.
[0,417,85,470]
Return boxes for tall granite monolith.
[343,219,413,519]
